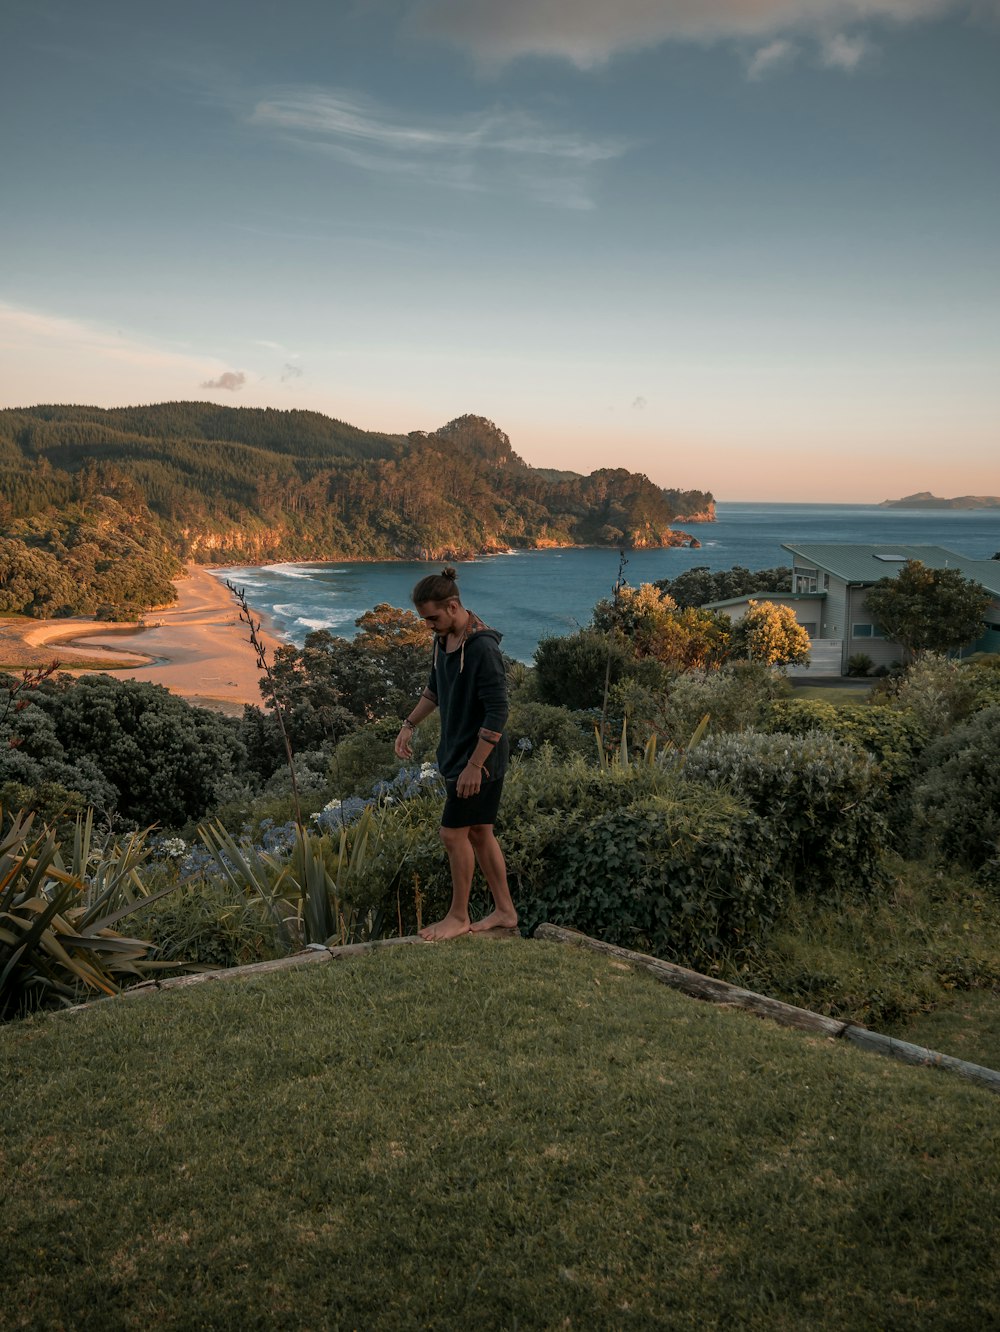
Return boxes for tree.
[655,564,792,610]
[259,615,430,755]
[730,601,811,667]
[21,675,247,826]
[532,629,667,711]
[590,583,730,670]
[864,560,990,658]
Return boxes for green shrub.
[145,884,283,969]
[30,675,249,828]
[766,698,928,812]
[532,629,668,711]
[681,730,890,899]
[326,716,440,800]
[506,700,591,761]
[847,653,873,677]
[0,779,93,834]
[911,707,1000,880]
[498,756,783,961]
[876,654,984,737]
[615,662,789,749]
[520,793,779,962]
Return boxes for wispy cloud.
[0,301,219,376]
[201,370,246,391]
[821,32,870,70]
[0,301,246,408]
[409,0,961,69]
[280,363,303,382]
[747,38,797,79]
[248,88,629,209]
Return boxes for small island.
[880,491,1000,510]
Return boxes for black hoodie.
[425,610,509,782]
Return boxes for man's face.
[416,598,463,636]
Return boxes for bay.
[215,503,1000,663]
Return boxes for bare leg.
[467,824,518,932]
[420,826,474,940]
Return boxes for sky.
[1,0,998,502]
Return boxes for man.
[394,567,517,941]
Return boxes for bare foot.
[419,913,471,941]
[470,910,519,933]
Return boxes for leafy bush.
[521,793,779,961]
[506,700,591,761]
[144,885,282,969]
[876,654,985,738]
[729,601,811,666]
[911,707,1000,881]
[614,661,789,749]
[497,756,784,959]
[532,629,668,711]
[326,716,439,799]
[681,730,890,899]
[766,698,928,816]
[847,653,874,677]
[31,675,249,827]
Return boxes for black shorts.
[440,775,505,829]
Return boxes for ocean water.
[214,503,1000,663]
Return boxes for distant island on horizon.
[879,491,1000,511]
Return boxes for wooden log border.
[534,923,1000,1097]
[60,934,430,1015]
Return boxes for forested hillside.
[0,404,714,617]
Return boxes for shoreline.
[2,565,285,715]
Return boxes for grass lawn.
[786,680,875,705]
[899,990,1000,1067]
[3,939,999,1331]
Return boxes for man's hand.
[394,726,414,761]
[456,762,484,797]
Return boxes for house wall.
[845,587,900,671]
[818,578,849,645]
[717,594,825,632]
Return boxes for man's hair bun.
[442,566,457,580]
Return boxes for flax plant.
[198,804,384,949]
[0,809,180,1019]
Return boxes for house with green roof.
[705,545,1000,676]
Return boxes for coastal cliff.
[0,404,715,616]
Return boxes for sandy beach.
[1,565,285,715]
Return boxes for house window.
[799,622,818,636]
[852,624,886,639]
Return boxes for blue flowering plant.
[192,760,446,949]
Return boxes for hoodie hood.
[432,608,502,672]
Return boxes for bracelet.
[402,719,416,730]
